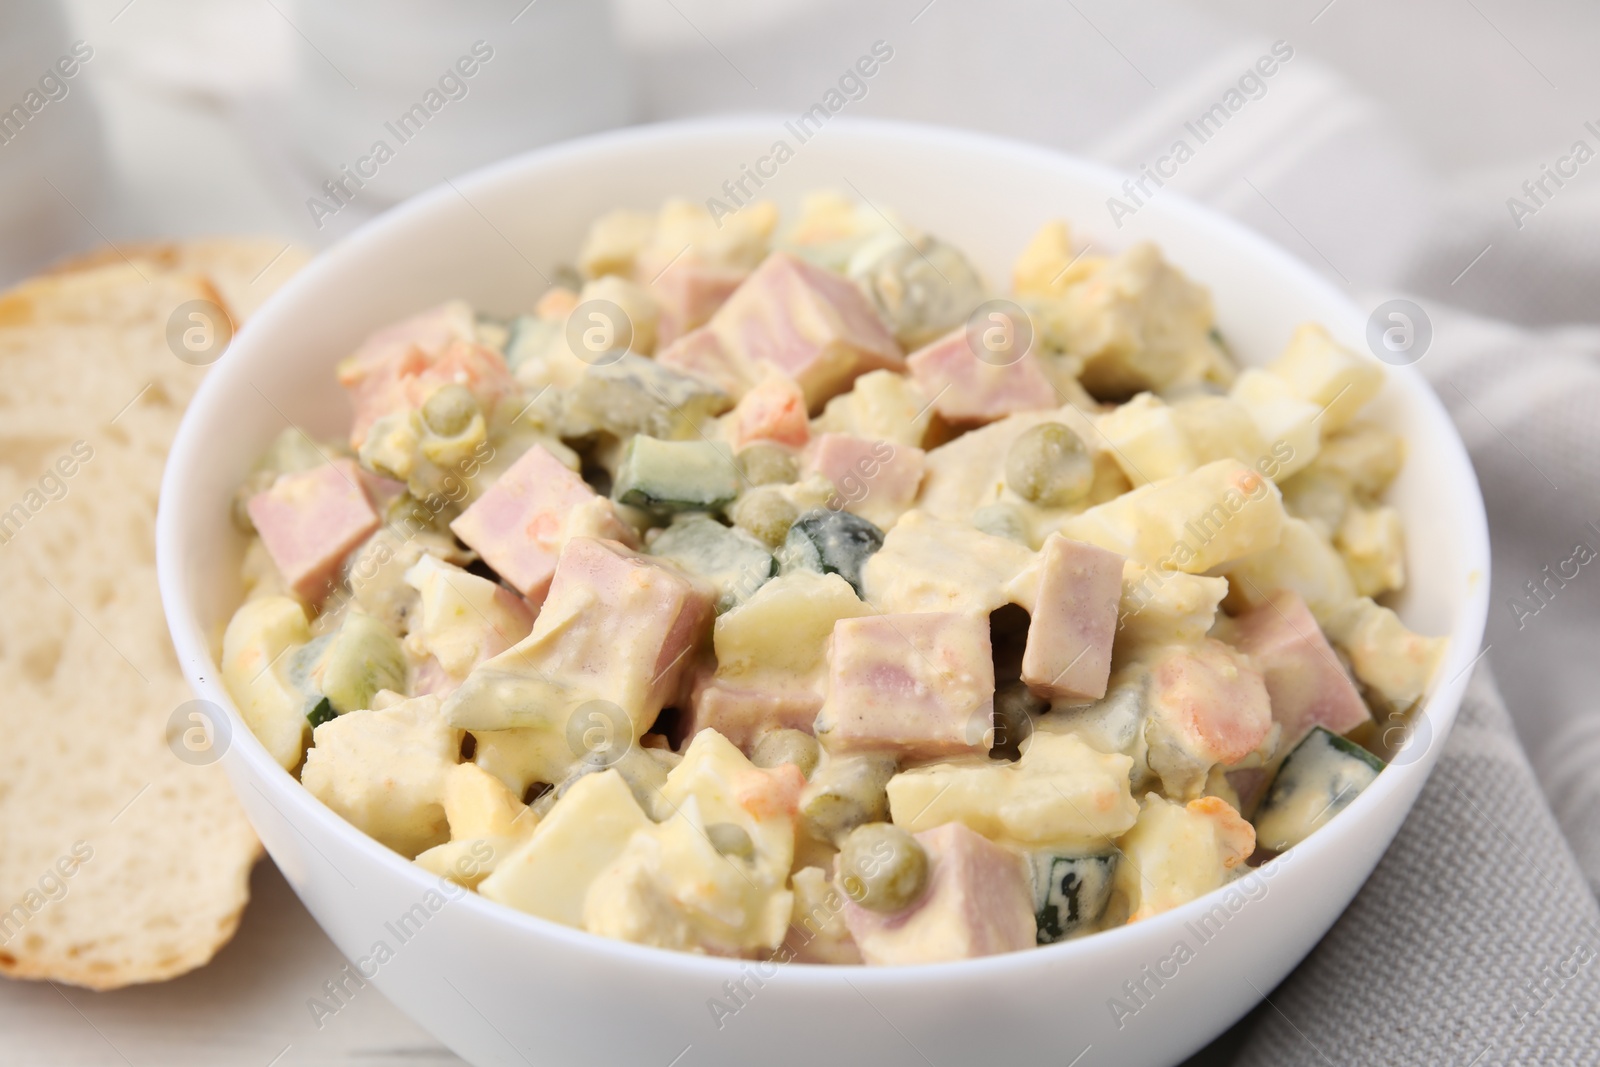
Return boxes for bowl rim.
[157,112,1492,987]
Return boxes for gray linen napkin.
[1210,306,1600,1065]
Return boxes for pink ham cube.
[338,302,517,448]
[445,537,716,736]
[805,433,925,526]
[730,370,809,451]
[815,612,994,760]
[708,252,904,410]
[642,253,747,347]
[841,822,1034,965]
[906,329,1057,426]
[248,458,380,604]
[656,327,753,398]
[683,676,824,752]
[1226,589,1371,749]
[448,444,632,605]
[1020,536,1124,702]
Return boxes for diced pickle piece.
[847,232,987,351]
[560,353,732,441]
[648,514,776,613]
[1253,726,1384,851]
[800,753,897,844]
[1030,853,1116,944]
[612,436,742,514]
[777,509,885,595]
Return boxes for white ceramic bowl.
[157,116,1489,1067]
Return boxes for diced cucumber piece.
[307,697,337,728]
[649,514,776,614]
[1030,852,1116,944]
[612,436,741,513]
[288,614,408,718]
[563,353,732,441]
[776,509,885,596]
[1253,726,1385,852]
[323,613,408,713]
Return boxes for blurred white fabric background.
[3,1,1598,1063]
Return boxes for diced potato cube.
[887,731,1138,850]
[403,555,534,682]
[1118,562,1229,647]
[1322,597,1447,710]
[1054,243,1231,397]
[1267,323,1383,433]
[861,509,1035,615]
[812,368,934,448]
[1096,392,1196,486]
[1312,420,1405,499]
[1059,460,1286,574]
[1225,516,1356,625]
[220,595,312,770]
[577,208,656,278]
[301,694,463,858]
[1335,504,1405,597]
[442,761,536,841]
[1111,794,1255,923]
[1229,369,1319,479]
[713,571,870,688]
[478,769,653,927]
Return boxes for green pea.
[706,822,755,860]
[422,384,480,438]
[736,443,799,486]
[730,487,798,548]
[837,822,928,913]
[750,729,821,778]
[1005,422,1093,507]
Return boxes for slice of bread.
[0,242,305,988]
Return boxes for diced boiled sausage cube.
[683,675,824,752]
[905,329,1057,426]
[337,302,516,448]
[1143,639,1274,797]
[1225,588,1370,749]
[643,254,747,347]
[444,537,715,741]
[804,433,926,530]
[449,444,632,604]
[815,612,994,760]
[1018,535,1124,702]
[664,252,904,410]
[248,458,380,604]
[656,327,753,397]
[842,822,1034,965]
